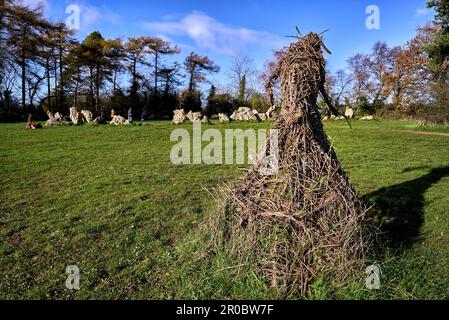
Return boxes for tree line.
[0,0,268,121]
[1,0,448,123]
[319,0,449,123]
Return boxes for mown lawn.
[0,119,448,300]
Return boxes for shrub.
[180,90,202,112]
[206,93,234,116]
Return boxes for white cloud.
[142,11,285,56]
[416,7,431,17]
[76,3,122,30]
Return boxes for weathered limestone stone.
[81,110,93,123]
[45,112,54,127]
[110,115,130,126]
[46,111,68,126]
[186,111,202,122]
[54,112,63,121]
[69,107,79,125]
[218,113,230,123]
[231,107,259,121]
[201,115,211,124]
[92,116,104,124]
[345,107,354,119]
[266,105,277,119]
[69,107,85,125]
[172,109,186,124]
[257,113,268,121]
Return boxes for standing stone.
[218,113,230,123]
[230,107,259,121]
[54,112,63,122]
[47,111,55,123]
[201,116,211,124]
[172,109,186,124]
[266,105,277,119]
[70,107,79,125]
[257,113,268,121]
[81,110,93,123]
[92,116,103,124]
[46,111,67,126]
[345,107,354,119]
[110,115,130,126]
[69,107,85,125]
[187,111,202,122]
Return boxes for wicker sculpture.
[216,32,370,295]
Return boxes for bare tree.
[261,50,283,106]
[331,69,352,106]
[228,56,257,101]
[347,53,371,100]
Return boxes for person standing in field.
[128,107,133,122]
[141,107,149,121]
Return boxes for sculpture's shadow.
[362,166,449,249]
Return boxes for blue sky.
[26,0,434,88]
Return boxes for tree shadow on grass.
[362,166,449,249]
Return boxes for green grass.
[0,119,448,300]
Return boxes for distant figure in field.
[111,109,117,119]
[141,107,149,121]
[127,107,133,122]
[26,114,41,129]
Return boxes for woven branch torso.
[276,34,324,124]
[273,32,331,154]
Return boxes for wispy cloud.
[416,7,432,17]
[79,4,122,30]
[142,11,285,56]
[59,2,122,31]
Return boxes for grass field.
[1,119,449,300]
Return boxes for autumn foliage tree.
[386,25,434,108]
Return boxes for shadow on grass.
[363,165,449,248]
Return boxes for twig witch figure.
[217,32,370,295]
